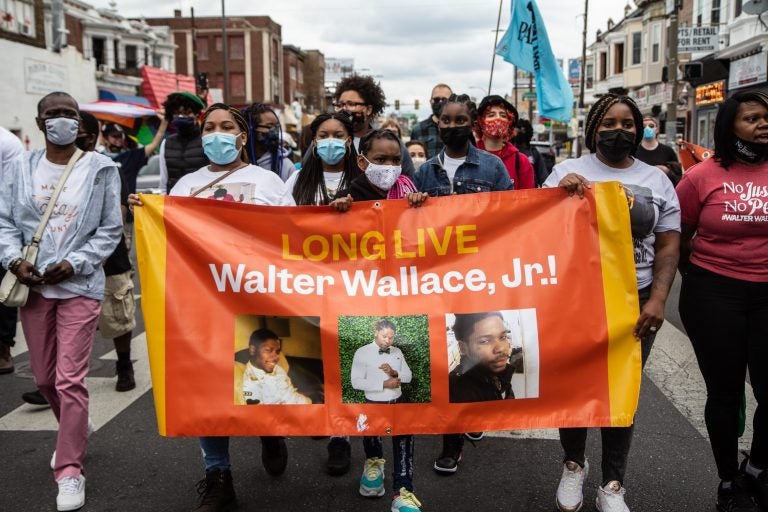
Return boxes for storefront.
[693,80,726,148]
[728,50,768,96]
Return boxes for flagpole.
[488,0,504,96]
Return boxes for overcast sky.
[98,0,631,117]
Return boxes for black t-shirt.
[635,143,678,167]
[113,147,148,194]
[103,167,132,276]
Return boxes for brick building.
[145,10,283,106]
[282,44,304,104]
[303,49,326,113]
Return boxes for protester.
[102,114,167,194]
[0,126,23,374]
[380,119,403,139]
[411,83,453,157]
[405,140,428,169]
[515,118,551,187]
[543,93,680,512]
[242,102,297,182]
[129,103,294,512]
[476,95,535,189]
[0,91,123,511]
[285,112,361,206]
[414,93,512,476]
[159,91,208,194]
[677,89,768,512]
[332,74,415,175]
[635,115,682,186]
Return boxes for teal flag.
[496,0,574,122]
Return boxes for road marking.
[0,332,152,432]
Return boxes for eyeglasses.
[333,101,367,111]
[430,97,449,104]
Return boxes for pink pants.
[20,292,101,481]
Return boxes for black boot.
[115,359,136,392]
[326,437,351,476]
[260,436,288,476]
[192,469,237,512]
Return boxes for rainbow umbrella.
[80,100,157,129]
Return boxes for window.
[271,38,278,65]
[289,64,297,81]
[92,37,105,67]
[614,43,624,74]
[230,72,245,98]
[651,24,661,63]
[125,45,137,69]
[114,40,119,67]
[735,0,743,17]
[586,63,594,89]
[599,52,607,80]
[0,0,36,38]
[711,0,721,25]
[229,36,244,60]
[215,36,222,52]
[631,32,641,65]
[196,36,209,61]
[298,67,303,84]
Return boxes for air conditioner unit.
[18,23,31,35]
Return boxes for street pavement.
[0,275,745,511]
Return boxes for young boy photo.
[350,318,413,404]
[242,328,311,405]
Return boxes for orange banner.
[135,183,640,436]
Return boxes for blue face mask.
[643,126,656,140]
[316,138,347,165]
[202,132,240,165]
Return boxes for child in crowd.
[242,328,311,405]
[349,318,420,512]
[449,312,515,403]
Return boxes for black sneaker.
[740,454,768,509]
[192,469,237,512]
[261,436,288,476]
[22,389,49,406]
[434,434,463,475]
[326,437,351,476]
[115,360,136,392]
[717,475,759,512]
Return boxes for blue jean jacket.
[413,144,514,196]
[0,149,123,300]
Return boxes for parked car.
[136,155,162,195]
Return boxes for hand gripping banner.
[135,183,640,436]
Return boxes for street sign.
[523,92,537,101]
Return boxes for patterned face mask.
[362,156,401,191]
[480,117,512,140]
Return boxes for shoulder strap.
[190,164,246,197]
[31,148,83,246]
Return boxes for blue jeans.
[199,436,230,471]
[363,435,415,492]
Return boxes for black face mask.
[340,109,368,132]
[440,126,473,150]
[172,116,198,136]
[256,127,281,151]
[431,101,444,117]
[733,136,768,164]
[597,129,636,163]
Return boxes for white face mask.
[411,157,427,167]
[363,157,401,190]
[44,117,79,146]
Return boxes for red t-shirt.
[676,157,768,282]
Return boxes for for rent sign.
[678,26,719,53]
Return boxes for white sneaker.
[51,418,95,470]
[556,460,589,512]
[359,457,386,497]
[596,480,630,512]
[56,474,85,511]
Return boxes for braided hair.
[584,94,643,154]
[242,103,284,177]
[201,103,250,164]
[292,112,362,206]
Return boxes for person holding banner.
[285,112,361,206]
[414,93,513,476]
[129,102,295,512]
[0,91,123,512]
[677,89,768,512]
[543,94,680,512]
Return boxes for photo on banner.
[338,314,431,404]
[446,309,540,402]
[233,315,324,405]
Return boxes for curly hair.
[713,89,768,169]
[334,75,387,116]
[163,92,205,121]
[201,103,250,164]
[584,94,643,154]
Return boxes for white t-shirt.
[543,154,681,288]
[169,164,296,206]
[284,169,345,204]
[441,154,466,193]
[32,152,93,299]
[0,127,23,183]
[241,361,311,404]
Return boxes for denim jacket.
[0,149,123,300]
[413,144,513,196]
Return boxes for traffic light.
[395,99,400,110]
[414,99,420,110]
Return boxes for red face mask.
[480,117,513,140]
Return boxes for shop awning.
[98,89,151,107]
[141,66,196,108]
[715,41,765,61]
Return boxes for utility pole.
[191,7,198,87]
[665,1,680,145]
[488,0,504,95]
[528,72,534,121]
[577,0,589,157]
[221,0,229,104]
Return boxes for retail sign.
[678,26,719,53]
[695,81,726,106]
[729,52,768,90]
[24,59,68,95]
